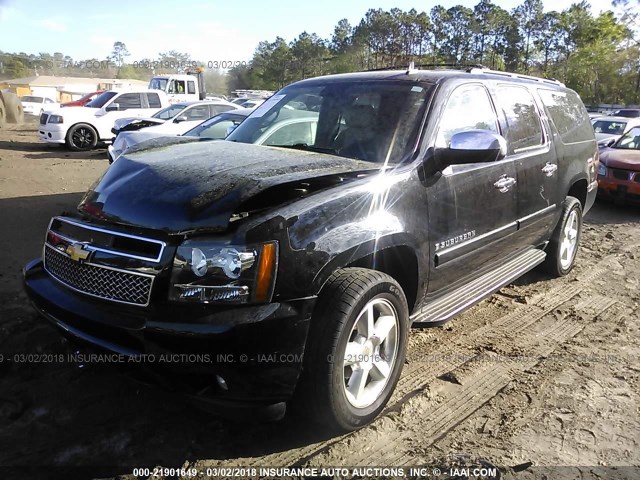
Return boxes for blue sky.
[0,0,616,63]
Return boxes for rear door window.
[494,85,544,154]
[116,93,143,110]
[538,89,593,144]
[146,93,162,108]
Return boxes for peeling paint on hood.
[79,140,381,232]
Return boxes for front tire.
[66,123,98,151]
[293,268,409,432]
[542,196,583,276]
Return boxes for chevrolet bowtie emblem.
[66,243,92,262]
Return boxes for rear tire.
[66,123,98,151]
[542,196,582,276]
[292,268,409,432]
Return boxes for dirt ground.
[0,120,638,480]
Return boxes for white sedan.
[21,95,59,115]
[111,100,239,136]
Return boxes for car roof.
[170,100,235,107]
[289,68,566,90]
[593,116,639,123]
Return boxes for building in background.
[0,76,148,102]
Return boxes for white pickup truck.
[148,68,206,104]
[38,89,170,151]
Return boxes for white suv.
[38,89,170,151]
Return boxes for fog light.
[174,284,249,303]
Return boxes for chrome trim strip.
[43,244,155,307]
[517,204,556,224]
[52,216,166,263]
[48,230,161,264]
[436,221,518,258]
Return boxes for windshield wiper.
[270,143,338,155]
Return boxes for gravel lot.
[0,120,638,479]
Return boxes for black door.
[491,84,559,246]
[425,83,519,296]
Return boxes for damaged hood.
[112,116,166,134]
[79,140,380,232]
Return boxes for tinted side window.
[116,93,142,110]
[494,85,543,154]
[210,105,235,115]
[187,81,196,94]
[183,105,209,121]
[436,84,498,148]
[147,93,161,108]
[263,121,315,146]
[538,89,594,144]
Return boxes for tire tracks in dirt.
[223,256,615,468]
[305,292,617,467]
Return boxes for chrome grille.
[44,245,153,306]
[40,113,49,125]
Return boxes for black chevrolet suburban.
[24,68,598,431]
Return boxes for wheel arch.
[66,121,100,139]
[567,177,588,209]
[312,236,422,314]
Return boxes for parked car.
[108,108,252,163]
[591,116,640,149]
[38,89,170,151]
[108,107,318,163]
[61,91,105,107]
[21,95,59,115]
[609,108,640,118]
[597,125,640,204]
[111,100,238,136]
[24,68,597,432]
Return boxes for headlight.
[598,163,607,176]
[48,115,63,124]
[169,241,278,304]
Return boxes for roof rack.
[363,62,565,86]
[366,62,488,73]
[467,66,565,86]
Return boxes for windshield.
[184,112,247,139]
[226,80,433,164]
[78,91,100,102]
[22,96,43,103]
[149,78,168,91]
[612,109,640,118]
[593,120,627,136]
[85,91,117,108]
[613,126,640,150]
[152,104,187,120]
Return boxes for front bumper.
[597,174,640,205]
[38,124,67,144]
[24,258,315,405]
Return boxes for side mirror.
[174,115,189,123]
[425,130,507,176]
[606,138,616,147]
[105,103,120,112]
[225,124,238,137]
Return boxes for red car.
[60,91,105,107]
[597,125,640,204]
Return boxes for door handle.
[541,162,558,177]
[494,175,517,193]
